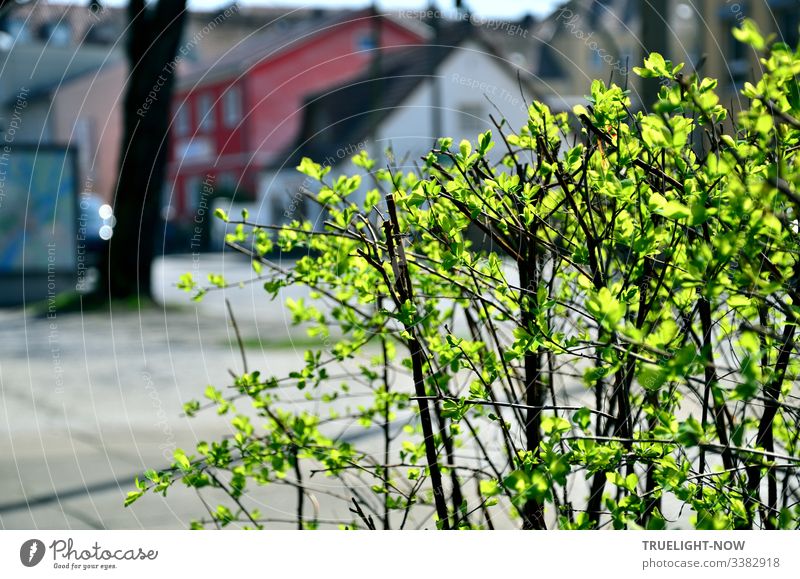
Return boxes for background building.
[166,9,427,220]
[234,21,538,245]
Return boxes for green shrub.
[130,21,800,529]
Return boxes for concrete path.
[0,252,615,530]
[0,254,377,529]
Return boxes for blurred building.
[45,61,127,204]
[526,0,639,110]
[698,0,799,100]
[523,0,800,111]
[2,1,351,207]
[0,2,121,144]
[234,20,537,242]
[5,0,797,257]
[166,8,427,221]
[182,5,342,61]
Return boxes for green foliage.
[133,24,800,530]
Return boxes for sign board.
[0,144,77,275]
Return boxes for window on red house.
[222,86,241,128]
[198,93,215,132]
[218,172,237,193]
[185,175,203,212]
[355,31,376,52]
[174,103,189,136]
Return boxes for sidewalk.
[0,254,366,529]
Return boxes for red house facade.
[166,10,426,218]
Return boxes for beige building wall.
[531,0,796,111]
[50,61,127,202]
[530,0,641,110]
[696,0,793,105]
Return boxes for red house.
[166,9,426,218]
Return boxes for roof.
[177,8,431,90]
[0,42,120,106]
[26,56,126,104]
[282,20,537,168]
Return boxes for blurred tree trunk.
[640,0,669,110]
[106,0,186,299]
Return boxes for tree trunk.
[106,0,186,299]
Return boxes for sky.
[90,0,565,20]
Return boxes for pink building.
[167,9,427,217]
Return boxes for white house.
[211,21,539,246]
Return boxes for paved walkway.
[0,253,617,530]
[0,254,374,529]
